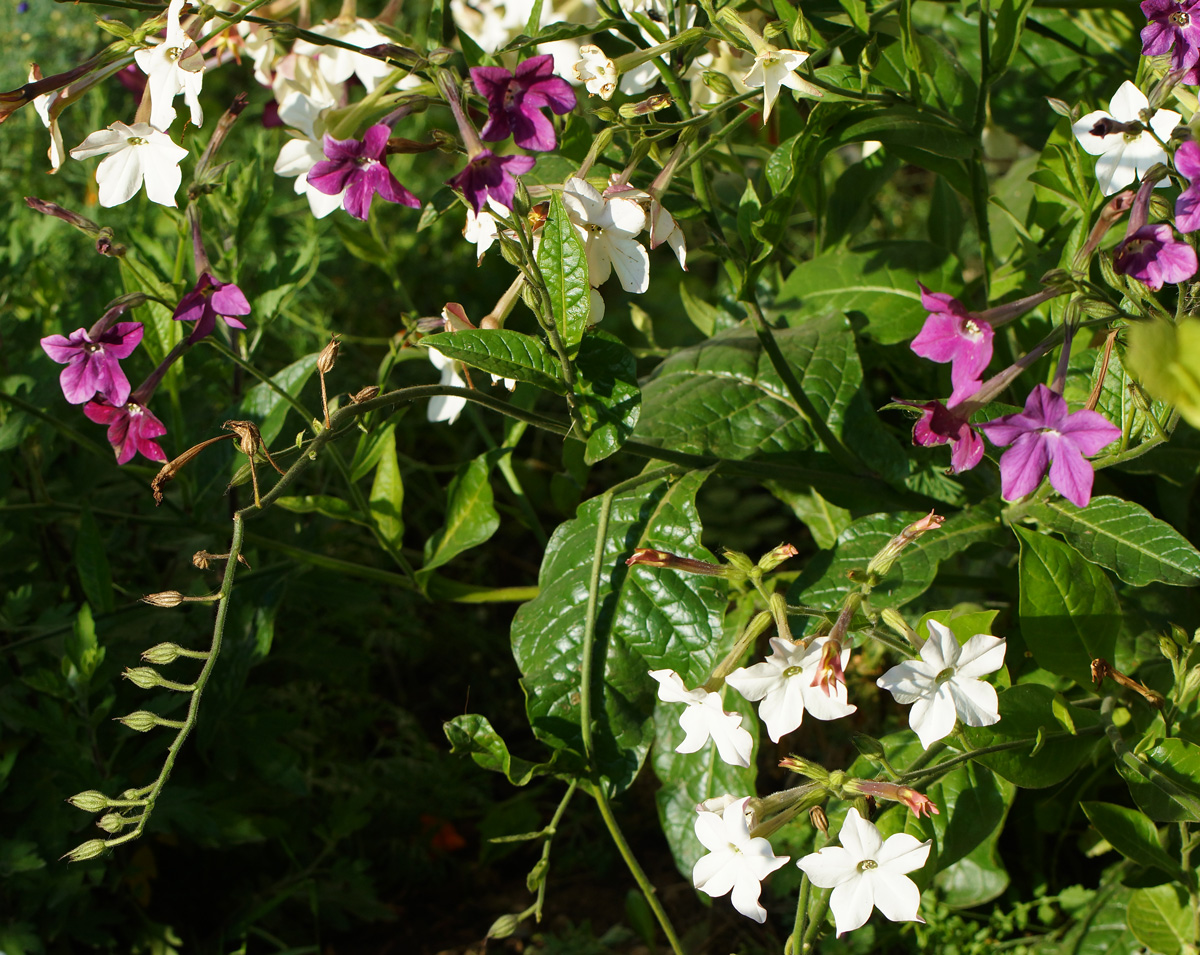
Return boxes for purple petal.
[342,175,374,220]
[211,283,251,316]
[501,153,536,175]
[1175,140,1200,182]
[321,132,364,162]
[172,289,210,324]
[471,66,513,103]
[307,158,358,197]
[1176,185,1200,233]
[478,109,513,143]
[514,55,555,83]
[1142,20,1175,55]
[1058,408,1122,456]
[41,331,85,364]
[511,106,557,151]
[917,283,967,316]
[369,162,420,208]
[60,358,100,404]
[1046,438,1097,507]
[997,433,1050,501]
[360,125,392,160]
[526,74,576,114]
[949,426,984,472]
[103,322,144,359]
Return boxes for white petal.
[70,127,126,161]
[140,149,183,207]
[649,668,705,704]
[838,808,882,861]
[877,660,936,704]
[95,148,145,207]
[729,869,768,923]
[756,675,807,742]
[1150,108,1183,143]
[920,620,955,669]
[1071,110,1119,157]
[604,196,647,236]
[274,137,323,177]
[947,677,1000,727]
[1108,80,1148,121]
[693,848,737,896]
[829,876,876,936]
[909,684,958,749]
[867,870,923,924]
[694,810,732,853]
[606,236,650,293]
[675,703,715,754]
[1094,146,1133,196]
[795,845,859,888]
[954,634,1006,678]
[875,832,932,873]
[725,661,783,704]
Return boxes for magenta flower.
[1112,223,1198,290]
[979,384,1120,508]
[307,125,420,221]
[83,399,168,465]
[446,149,536,213]
[897,398,984,473]
[1175,140,1200,233]
[40,322,143,405]
[471,55,576,152]
[173,272,252,343]
[1141,0,1200,83]
[909,285,993,403]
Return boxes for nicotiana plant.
[7,0,1200,951]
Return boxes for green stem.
[790,873,812,955]
[532,780,579,921]
[579,491,614,762]
[895,725,1104,785]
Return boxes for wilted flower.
[562,177,649,293]
[895,398,984,474]
[40,323,143,405]
[446,149,536,213]
[575,45,617,99]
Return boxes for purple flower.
[40,322,143,405]
[897,398,984,474]
[471,55,576,152]
[83,399,168,465]
[307,125,420,221]
[173,272,252,343]
[979,384,1120,508]
[909,285,993,403]
[1112,223,1198,290]
[1175,140,1200,233]
[446,149,536,213]
[1141,0,1200,83]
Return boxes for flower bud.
[758,542,799,572]
[67,791,112,813]
[317,336,340,374]
[591,106,618,123]
[844,778,939,818]
[859,37,880,75]
[61,839,107,863]
[117,711,161,732]
[851,733,885,759]
[866,511,944,578]
[779,755,829,782]
[721,549,755,577]
[486,914,520,940]
[618,93,673,118]
[350,385,380,404]
[880,608,920,647]
[141,643,182,665]
[123,668,164,690]
[141,591,184,608]
[701,71,737,97]
[512,180,533,218]
[808,805,829,834]
[625,548,730,576]
[1181,666,1200,703]
[428,46,456,65]
[1160,634,1181,664]
[763,19,789,40]
[96,813,130,834]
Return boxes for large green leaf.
[927,762,1014,871]
[421,452,500,573]
[368,424,404,550]
[574,331,640,465]
[420,330,566,395]
[74,506,113,615]
[1016,527,1120,689]
[1027,496,1200,587]
[1126,885,1192,955]
[775,241,959,344]
[935,834,1010,909]
[537,191,590,355]
[444,713,556,786]
[1080,802,1183,879]
[1056,884,1138,955]
[509,471,727,793]
[1120,737,1200,823]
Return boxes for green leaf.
[1120,738,1200,823]
[767,485,852,550]
[1080,802,1183,878]
[274,494,366,524]
[369,424,404,550]
[1015,527,1120,689]
[537,191,591,355]
[961,684,1100,788]
[421,453,500,573]
[510,471,727,793]
[350,422,403,483]
[1126,884,1192,955]
[75,506,113,614]
[935,834,1010,909]
[776,241,959,344]
[444,713,556,785]
[1027,496,1200,587]
[421,330,566,394]
[1125,317,1200,432]
[239,353,317,448]
[927,763,1015,871]
[1057,883,1138,955]
[989,0,1037,79]
[836,0,869,33]
[824,106,977,159]
[574,331,641,465]
[64,603,105,685]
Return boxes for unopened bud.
[141,591,184,608]
[1160,634,1181,663]
[618,93,672,118]
[62,839,108,863]
[866,511,944,578]
[142,643,182,665]
[1182,666,1200,702]
[350,385,380,404]
[512,180,532,218]
[487,914,521,940]
[591,106,618,122]
[317,336,340,374]
[625,548,729,576]
[851,733,885,759]
[67,791,112,813]
[880,608,919,646]
[763,20,788,39]
[808,805,828,834]
[701,71,737,97]
[758,542,799,572]
[428,46,455,65]
[117,710,163,732]
[123,668,164,690]
[779,755,829,782]
[95,813,129,834]
[859,37,880,75]
[721,549,755,577]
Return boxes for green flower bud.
[96,813,129,834]
[141,643,182,665]
[851,733,886,759]
[123,667,163,690]
[701,71,737,97]
[758,543,799,572]
[62,839,108,863]
[117,710,160,732]
[487,914,521,940]
[67,791,111,813]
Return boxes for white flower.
[463,200,512,263]
[427,348,468,424]
[726,636,857,743]
[274,54,344,128]
[294,19,403,92]
[796,808,931,936]
[1072,81,1179,196]
[575,45,618,100]
[693,796,789,923]
[29,66,65,172]
[562,177,650,293]
[876,620,1005,750]
[741,47,821,121]
[648,201,687,270]
[133,0,205,130]
[649,669,753,768]
[69,122,188,208]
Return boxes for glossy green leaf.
[1126,884,1192,955]
[74,506,113,614]
[538,191,590,354]
[768,485,852,550]
[776,241,960,343]
[574,331,640,464]
[927,762,1015,871]
[935,834,1010,909]
[368,424,404,550]
[1016,526,1120,689]
[1056,884,1137,955]
[510,471,727,793]
[444,713,556,786]
[1027,496,1200,587]
[421,330,566,394]
[1120,737,1200,823]
[836,0,869,33]
[421,453,500,573]
[1080,801,1182,878]
[240,353,318,448]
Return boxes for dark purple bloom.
[1175,140,1200,232]
[1112,222,1198,289]
[307,124,420,221]
[173,272,252,343]
[897,398,984,474]
[909,285,993,403]
[1141,0,1200,83]
[979,384,1120,508]
[446,149,536,213]
[471,54,576,152]
[40,322,143,405]
[83,399,168,465]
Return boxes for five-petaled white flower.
[741,47,821,121]
[1071,81,1179,196]
[575,45,618,100]
[562,177,650,293]
[650,669,753,768]
[726,636,857,742]
[796,808,931,936]
[876,620,1005,750]
[134,0,205,130]
[70,122,189,208]
[693,795,789,923]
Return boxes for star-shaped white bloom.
[741,47,821,121]
[797,808,931,936]
[575,45,618,100]
[693,795,789,923]
[876,620,1005,750]
[133,0,205,130]
[726,636,857,743]
[427,348,468,424]
[70,122,189,208]
[562,177,650,293]
[1071,81,1179,196]
[649,669,753,768]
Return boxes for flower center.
[961,317,983,340]
[127,136,148,146]
[934,667,955,685]
[165,46,182,63]
[783,665,804,678]
[84,342,102,355]
[1171,10,1191,24]
[503,86,517,109]
[356,157,379,170]
[857,859,878,871]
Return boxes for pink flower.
[978,384,1121,507]
[1112,223,1198,290]
[1141,0,1200,83]
[896,398,984,474]
[83,399,168,465]
[471,55,576,152]
[40,322,143,405]
[909,285,993,403]
[173,273,251,343]
[307,125,420,221]
[446,150,536,213]
[1175,140,1200,233]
